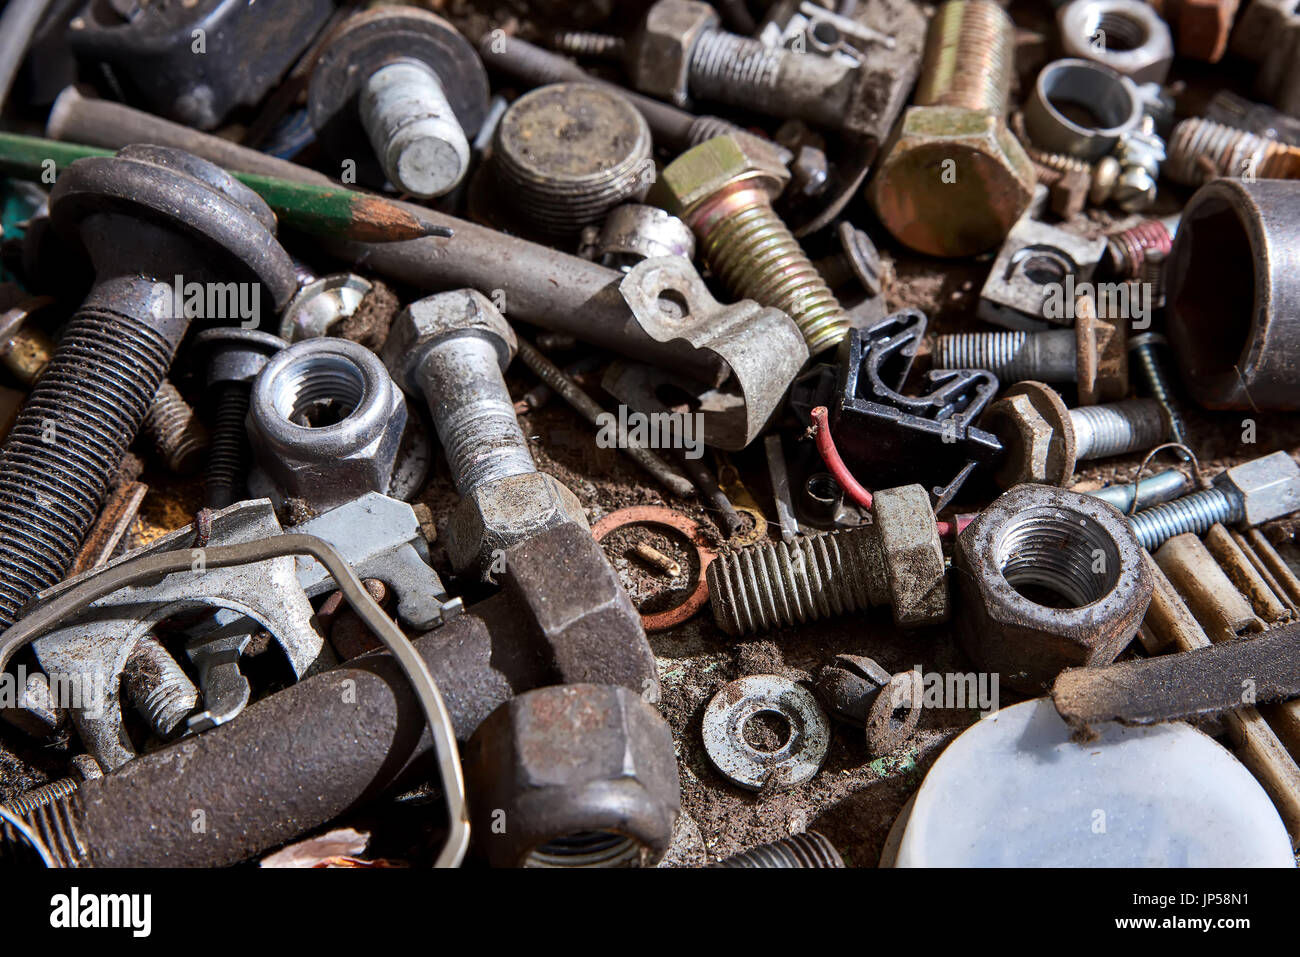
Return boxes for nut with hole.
[1058,0,1174,85]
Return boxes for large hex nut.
[1058,0,1174,84]
[248,338,407,512]
[463,683,681,867]
[446,471,589,576]
[868,106,1036,258]
[982,381,1076,488]
[651,133,790,222]
[382,288,516,395]
[629,0,720,106]
[953,484,1153,693]
[873,484,949,626]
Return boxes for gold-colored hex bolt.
[651,133,850,357]
[868,0,1036,258]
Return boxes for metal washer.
[702,674,831,791]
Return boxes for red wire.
[809,406,968,539]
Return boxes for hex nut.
[872,483,949,626]
[1215,451,1300,527]
[247,338,408,512]
[651,133,791,222]
[381,289,516,395]
[446,471,590,576]
[982,381,1076,488]
[868,105,1036,258]
[463,683,681,867]
[953,484,1153,693]
[628,0,720,106]
[1058,0,1175,85]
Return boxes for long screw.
[935,328,1078,384]
[0,146,293,630]
[1129,331,1188,449]
[1166,116,1300,186]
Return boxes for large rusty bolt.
[463,683,681,868]
[953,484,1153,693]
[868,0,1036,257]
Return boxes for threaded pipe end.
[711,830,845,868]
[1070,399,1167,461]
[707,527,883,635]
[123,636,199,737]
[916,0,1015,115]
[1167,117,1300,186]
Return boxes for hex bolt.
[1128,331,1188,448]
[707,484,947,633]
[654,134,850,355]
[1128,452,1300,551]
[194,329,288,509]
[121,636,199,738]
[0,145,294,630]
[308,7,489,198]
[1166,116,1300,186]
[709,831,845,868]
[985,381,1170,487]
[869,0,1036,257]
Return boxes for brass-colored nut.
[982,381,1076,488]
[651,134,790,221]
[627,0,719,106]
[868,106,1036,258]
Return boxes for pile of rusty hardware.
[0,0,1298,870]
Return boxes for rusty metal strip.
[1052,620,1300,734]
[68,482,148,576]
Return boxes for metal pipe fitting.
[1023,58,1143,161]
[247,337,408,513]
[869,0,1036,257]
[1164,178,1300,410]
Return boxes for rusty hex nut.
[628,0,720,106]
[982,381,1076,488]
[651,133,790,222]
[868,105,1036,258]
[446,470,589,577]
[953,484,1152,693]
[872,483,949,626]
[463,683,681,867]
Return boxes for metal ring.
[702,674,831,791]
[1023,58,1142,160]
[591,505,716,631]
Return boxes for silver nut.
[1058,0,1174,85]
[446,471,589,577]
[1216,451,1300,527]
[381,289,516,394]
[248,338,407,512]
[629,0,720,106]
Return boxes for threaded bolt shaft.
[916,0,1014,115]
[1166,117,1300,186]
[1129,332,1188,448]
[1069,399,1168,461]
[359,59,471,198]
[0,776,78,817]
[1130,486,1244,551]
[0,309,172,629]
[1087,468,1192,513]
[1,787,83,867]
[547,30,626,60]
[141,380,210,474]
[122,636,199,737]
[707,526,885,635]
[689,30,785,102]
[935,328,1078,383]
[710,831,845,868]
[1106,219,1172,280]
[206,382,252,509]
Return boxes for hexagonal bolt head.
[873,483,949,626]
[381,288,516,395]
[982,381,1076,488]
[953,484,1152,694]
[1215,451,1300,527]
[446,471,590,578]
[628,0,720,106]
[868,105,1036,258]
[651,133,790,223]
[463,683,682,867]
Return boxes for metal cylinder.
[1069,399,1167,460]
[360,59,472,198]
[935,328,1078,383]
[491,83,653,241]
[1164,178,1300,409]
[1130,486,1244,551]
[1087,468,1192,513]
[710,831,845,868]
[916,0,1015,114]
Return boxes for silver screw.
[359,59,471,198]
[936,328,1078,384]
[122,636,199,738]
[1071,399,1168,460]
[1113,116,1166,212]
[1129,330,1188,449]
[1130,486,1245,550]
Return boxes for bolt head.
[1216,451,1300,527]
[629,0,720,105]
[381,289,516,394]
[652,134,790,222]
[868,106,1036,258]
[446,471,589,578]
[982,381,1075,487]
